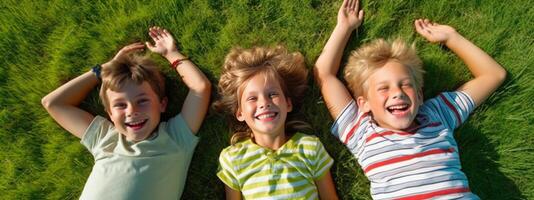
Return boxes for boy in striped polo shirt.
[214,46,338,199]
[314,0,506,199]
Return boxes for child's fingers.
[126,43,145,51]
[342,0,348,9]
[161,29,168,37]
[119,43,144,56]
[349,0,355,11]
[414,19,427,36]
[421,19,432,30]
[423,19,431,26]
[149,31,158,40]
[354,0,360,12]
[413,19,422,34]
[145,41,155,50]
[358,10,364,20]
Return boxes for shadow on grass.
[457,121,524,199]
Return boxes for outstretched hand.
[338,0,364,31]
[414,19,458,44]
[146,26,178,58]
[110,42,145,64]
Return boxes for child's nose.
[127,105,140,117]
[391,87,406,99]
[258,96,272,109]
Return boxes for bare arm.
[314,0,364,119]
[41,71,97,138]
[315,171,339,200]
[224,185,242,200]
[41,43,147,138]
[415,19,506,107]
[146,26,211,134]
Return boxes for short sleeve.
[165,114,199,152]
[423,91,476,129]
[81,116,113,154]
[312,139,334,180]
[331,100,367,145]
[216,149,240,191]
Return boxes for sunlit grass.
[1,0,532,199]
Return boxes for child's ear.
[357,96,371,112]
[160,97,168,112]
[286,97,293,112]
[235,108,245,122]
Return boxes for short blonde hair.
[344,38,424,98]
[213,45,310,145]
[99,54,165,111]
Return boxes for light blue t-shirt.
[79,114,198,200]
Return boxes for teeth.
[256,113,276,120]
[126,119,146,126]
[388,104,408,110]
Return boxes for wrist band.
[92,64,102,80]
[170,57,189,69]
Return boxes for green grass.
[1,0,532,199]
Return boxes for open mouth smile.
[386,104,410,117]
[125,119,148,130]
[255,112,278,121]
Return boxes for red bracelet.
[170,57,189,69]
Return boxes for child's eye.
[138,99,149,105]
[401,83,413,88]
[246,96,257,101]
[269,92,279,98]
[113,103,127,109]
[378,87,388,91]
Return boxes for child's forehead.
[106,81,155,98]
[242,73,283,91]
[369,62,414,82]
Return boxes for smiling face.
[236,73,292,138]
[105,80,167,142]
[357,61,422,131]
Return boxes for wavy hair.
[213,45,310,145]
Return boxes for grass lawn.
[1,0,532,199]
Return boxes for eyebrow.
[111,92,148,103]
[376,77,412,85]
[135,92,147,98]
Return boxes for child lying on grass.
[41,26,211,199]
[214,46,339,199]
[314,0,506,199]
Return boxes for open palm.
[414,19,457,43]
[338,0,364,30]
[146,26,177,56]
[111,42,145,63]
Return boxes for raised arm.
[41,71,97,138]
[41,43,146,138]
[415,19,506,107]
[314,0,364,119]
[146,26,211,134]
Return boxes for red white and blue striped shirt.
[332,91,480,199]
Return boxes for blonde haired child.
[314,0,506,199]
[214,46,338,199]
[41,26,211,199]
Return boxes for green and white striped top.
[217,132,333,200]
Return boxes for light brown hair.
[344,38,424,98]
[213,46,310,145]
[99,54,165,111]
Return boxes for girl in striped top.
[213,46,339,199]
[314,0,506,199]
